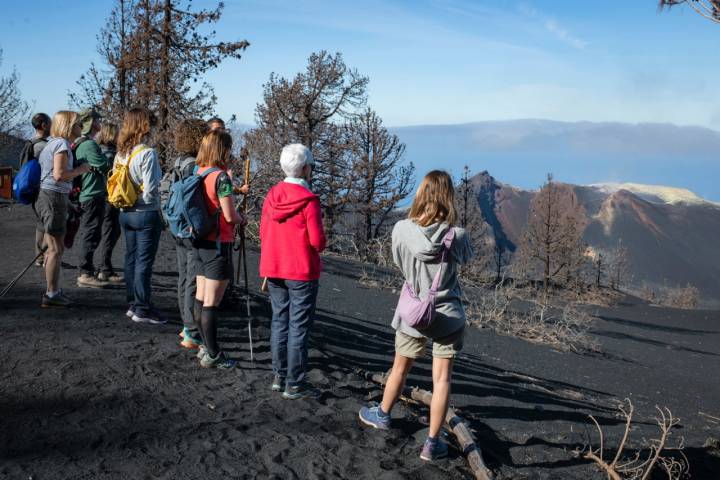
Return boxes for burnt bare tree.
[608,240,630,291]
[454,166,491,282]
[594,251,605,288]
[70,0,248,162]
[0,49,30,138]
[348,108,414,252]
[659,0,720,23]
[247,51,369,246]
[492,239,510,283]
[517,174,588,295]
[69,0,136,118]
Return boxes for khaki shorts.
[36,190,68,236]
[395,327,465,359]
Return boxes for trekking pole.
[0,247,48,298]
[234,224,243,285]
[240,148,253,363]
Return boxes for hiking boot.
[41,290,73,308]
[77,273,109,289]
[283,382,321,400]
[180,328,202,349]
[131,309,167,325]
[200,351,237,369]
[420,437,448,462]
[358,405,391,430]
[271,375,285,392]
[97,272,124,286]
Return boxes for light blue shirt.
[39,137,75,194]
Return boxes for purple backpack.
[395,228,455,330]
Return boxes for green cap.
[77,107,102,136]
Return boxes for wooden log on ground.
[358,369,494,480]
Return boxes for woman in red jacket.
[260,143,326,399]
[193,130,246,369]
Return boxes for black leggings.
[199,305,219,358]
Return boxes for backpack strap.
[127,145,147,167]
[428,228,456,294]
[197,166,224,255]
[120,145,149,187]
[198,166,221,178]
[71,136,88,151]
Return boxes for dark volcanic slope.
[1,204,720,479]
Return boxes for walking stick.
[237,148,253,362]
[1,247,48,298]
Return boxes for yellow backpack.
[107,146,147,209]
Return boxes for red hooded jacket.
[259,182,326,281]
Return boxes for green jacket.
[75,138,111,203]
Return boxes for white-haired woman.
[259,144,326,399]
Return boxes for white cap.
[280,143,314,178]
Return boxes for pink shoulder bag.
[395,228,455,330]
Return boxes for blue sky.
[1,1,719,197]
[1,0,718,127]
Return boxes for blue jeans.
[268,279,319,387]
[119,210,162,316]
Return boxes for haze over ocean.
[1,0,718,198]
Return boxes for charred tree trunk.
[118,0,128,112]
[158,0,172,160]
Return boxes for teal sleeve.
[217,173,233,198]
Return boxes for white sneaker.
[131,310,167,325]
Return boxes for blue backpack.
[12,159,42,205]
[163,167,221,241]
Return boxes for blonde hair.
[96,122,118,147]
[196,130,232,169]
[50,111,78,139]
[408,170,457,227]
[118,107,155,156]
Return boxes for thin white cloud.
[517,2,588,50]
[544,19,587,49]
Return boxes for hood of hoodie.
[395,219,452,262]
[267,182,319,222]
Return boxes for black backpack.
[18,137,47,168]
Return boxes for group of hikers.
[20,107,474,462]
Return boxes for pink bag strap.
[429,228,455,293]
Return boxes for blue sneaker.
[358,405,391,430]
[420,437,448,461]
[282,382,321,400]
[200,350,237,369]
[180,328,202,349]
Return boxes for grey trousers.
[176,239,198,331]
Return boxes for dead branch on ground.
[579,399,688,479]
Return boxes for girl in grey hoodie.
[359,170,474,462]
